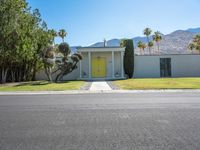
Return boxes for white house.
[36,47,200,80]
[77,47,125,80]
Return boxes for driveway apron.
[89,81,112,91]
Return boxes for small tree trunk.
[1,68,8,84]
[157,42,160,54]
[11,70,16,83]
[140,49,142,55]
[44,65,53,82]
[32,66,37,81]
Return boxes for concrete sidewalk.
[1,89,200,96]
[89,81,112,91]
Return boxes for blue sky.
[27,0,200,46]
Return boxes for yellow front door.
[92,57,106,78]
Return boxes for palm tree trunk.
[157,42,160,54]
[140,48,142,55]
[147,36,151,54]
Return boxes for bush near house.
[120,39,134,78]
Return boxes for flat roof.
[77,46,123,49]
[77,46,125,52]
[135,54,200,56]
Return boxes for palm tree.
[137,41,144,55]
[58,29,67,43]
[50,29,57,45]
[148,41,154,54]
[188,43,195,53]
[194,35,200,53]
[140,42,147,54]
[143,28,152,54]
[153,31,162,53]
[188,34,200,54]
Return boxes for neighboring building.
[36,47,200,80]
[134,54,200,78]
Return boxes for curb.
[0,89,200,96]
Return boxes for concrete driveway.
[0,92,200,150]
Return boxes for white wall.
[134,54,200,78]
[171,55,200,77]
[80,51,123,79]
[114,52,122,77]
[36,51,122,81]
[36,64,80,81]
[37,54,200,80]
[81,52,89,78]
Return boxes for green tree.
[193,35,200,52]
[0,0,54,83]
[141,42,147,53]
[58,43,71,57]
[42,46,56,82]
[153,31,162,53]
[148,41,154,53]
[58,29,67,43]
[143,28,152,54]
[49,29,57,45]
[0,0,28,83]
[137,41,146,55]
[120,39,134,78]
[188,35,200,54]
[188,43,196,53]
[54,43,82,82]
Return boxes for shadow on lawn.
[14,81,71,87]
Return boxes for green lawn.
[113,78,200,90]
[0,81,85,91]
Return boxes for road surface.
[0,92,200,150]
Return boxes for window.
[160,58,171,77]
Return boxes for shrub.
[120,39,134,78]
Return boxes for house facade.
[36,47,200,80]
[77,47,125,80]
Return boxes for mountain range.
[88,27,200,54]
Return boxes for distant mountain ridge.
[88,27,200,54]
[186,27,200,33]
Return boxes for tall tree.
[141,42,147,53]
[137,41,145,55]
[153,31,162,53]
[120,39,134,78]
[58,29,67,43]
[148,41,154,53]
[0,0,54,83]
[143,28,152,54]
[49,29,57,45]
[188,43,196,53]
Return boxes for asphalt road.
[1,92,200,150]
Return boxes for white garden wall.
[134,54,200,78]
